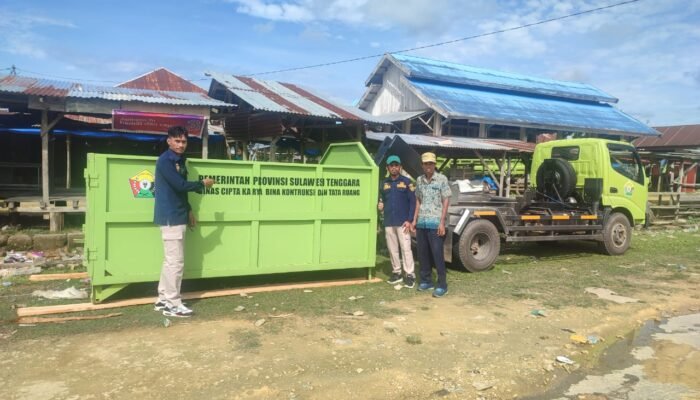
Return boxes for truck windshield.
[607,144,644,184]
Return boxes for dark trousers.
[416,228,447,289]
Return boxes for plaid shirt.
[415,172,451,229]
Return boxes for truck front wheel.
[599,212,631,255]
[457,220,500,272]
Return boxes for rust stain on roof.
[280,82,360,121]
[117,68,208,94]
[236,76,309,115]
[635,124,700,148]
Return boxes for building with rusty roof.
[207,72,388,160]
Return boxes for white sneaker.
[162,304,193,318]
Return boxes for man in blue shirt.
[153,126,214,317]
[378,155,417,288]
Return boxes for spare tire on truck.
[536,158,577,198]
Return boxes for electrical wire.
[247,0,641,76]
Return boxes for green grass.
[1,228,698,342]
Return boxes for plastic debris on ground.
[556,355,575,365]
[3,251,29,263]
[530,309,548,317]
[32,286,88,300]
[0,266,42,278]
[585,287,639,304]
[570,334,588,344]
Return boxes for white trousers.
[384,225,415,276]
[158,224,187,307]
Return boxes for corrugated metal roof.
[0,75,230,107]
[367,54,618,103]
[406,78,658,137]
[634,124,700,148]
[366,132,535,153]
[208,72,389,125]
[117,68,208,94]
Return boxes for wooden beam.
[474,150,499,188]
[479,123,487,138]
[18,313,122,324]
[519,127,527,141]
[65,134,71,189]
[403,119,411,134]
[29,272,89,282]
[202,120,209,159]
[16,277,382,317]
[432,113,442,137]
[40,110,63,207]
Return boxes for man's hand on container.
[202,178,215,188]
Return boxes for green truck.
[442,138,648,272]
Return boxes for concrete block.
[32,233,67,250]
[7,234,32,251]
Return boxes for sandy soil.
[1,276,699,400]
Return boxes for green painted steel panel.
[85,143,378,302]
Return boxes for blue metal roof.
[387,54,618,103]
[408,78,658,136]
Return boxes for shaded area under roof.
[208,72,388,125]
[117,68,208,94]
[0,75,229,107]
[634,124,700,149]
[407,78,658,137]
[368,53,618,103]
[373,109,430,123]
[366,131,535,155]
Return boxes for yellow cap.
[421,152,437,163]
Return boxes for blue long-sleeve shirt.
[380,175,416,227]
[153,149,204,226]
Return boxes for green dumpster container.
[84,143,378,302]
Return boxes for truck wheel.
[599,212,631,255]
[457,220,500,272]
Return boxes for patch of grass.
[229,329,261,352]
[1,229,698,343]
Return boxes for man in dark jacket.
[153,126,214,317]
[378,155,417,288]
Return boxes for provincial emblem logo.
[129,170,155,198]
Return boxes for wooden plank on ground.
[29,272,89,282]
[16,277,382,317]
[17,312,122,324]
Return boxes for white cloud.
[0,9,75,59]
[230,0,314,22]
[369,41,380,48]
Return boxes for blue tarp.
[0,128,225,143]
[408,79,658,136]
[393,53,617,103]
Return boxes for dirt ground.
[1,276,698,400]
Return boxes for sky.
[0,0,698,127]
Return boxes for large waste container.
[84,143,378,302]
